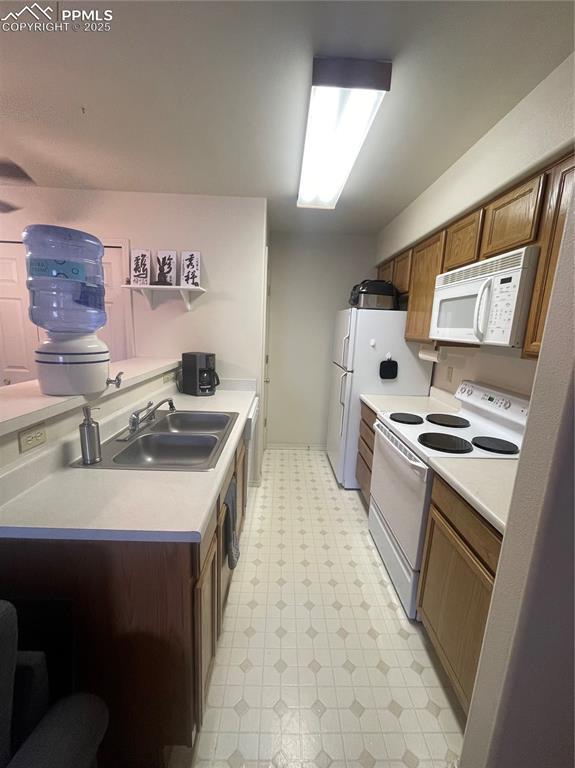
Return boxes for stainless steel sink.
[149,411,232,434]
[72,409,239,472]
[113,433,218,468]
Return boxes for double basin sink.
[75,410,239,471]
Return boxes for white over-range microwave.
[429,246,539,347]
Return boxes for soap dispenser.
[79,406,101,465]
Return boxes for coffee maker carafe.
[181,352,220,396]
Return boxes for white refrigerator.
[326,308,432,488]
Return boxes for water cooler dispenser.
[23,224,120,396]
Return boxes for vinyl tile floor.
[192,449,464,768]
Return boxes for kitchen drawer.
[355,453,372,504]
[431,476,501,574]
[358,435,373,471]
[359,418,375,453]
[360,402,377,430]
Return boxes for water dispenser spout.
[106,371,124,389]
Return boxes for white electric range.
[369,381,529,619]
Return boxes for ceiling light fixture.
[297,57,392,210]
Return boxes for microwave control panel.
[484,273,520,342]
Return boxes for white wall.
[267,232,375,447]
[432,347,537,397]
[0,185,267,383]
[376,53,574,262]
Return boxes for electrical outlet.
[18,423,47,454]
[163,371,176,384]
[447,366,454,383]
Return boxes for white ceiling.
[0,1,573,234]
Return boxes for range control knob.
[503,399,512,409]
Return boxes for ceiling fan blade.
[0,200,21,213]
[0,160,35,184]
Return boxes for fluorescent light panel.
[297,57,391,210]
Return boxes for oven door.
[430,276,493,344]
[370,421,432,570]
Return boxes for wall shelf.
[123,284,206,311]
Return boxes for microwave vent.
[437,250,525,286]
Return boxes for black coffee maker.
[181,352,220,396]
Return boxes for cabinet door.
[523,156,574,357]
[405,231,446,342]
[194,532,218,725]
[480,175,545,258]
[417,506,493,714]
[355,452,371,506]
[393,250,412,293]
[377,260,393,283]
[444,210,483,271]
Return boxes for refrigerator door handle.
[339,371,347,406]
[341,331,350,369]
[339,371,347,435]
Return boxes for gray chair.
[0,601,108,768]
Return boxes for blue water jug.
[23,224,107,333]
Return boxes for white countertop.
[0,389,255,543]
[0,357,179,438]
[360,389,515,533]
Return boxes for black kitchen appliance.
[181,352,220,396]
[348,279,398,309]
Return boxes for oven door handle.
[473,278,492,342]
[374,421,428,478]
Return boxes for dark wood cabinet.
[356,402,376,506]
[523,155,574,357]
[444,210,483,270]
[417,478,502,715]
[405,231,446,342]
[480,174,545,259]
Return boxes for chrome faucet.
[128,398,176,433]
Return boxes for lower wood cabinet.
[417,478,502,715]
[194,532,218,725]
[356,402,376,506]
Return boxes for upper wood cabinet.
[444,210,483,271]
[523,156,575,357]
[393,250,412,293]
[377,260,394,283]
[404,231,446,342]
[479,174,546,259]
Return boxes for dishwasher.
[369,420,432,619]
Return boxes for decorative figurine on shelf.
[180,250,201,287]
[130,249,150,286]
[152,250,176,285]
